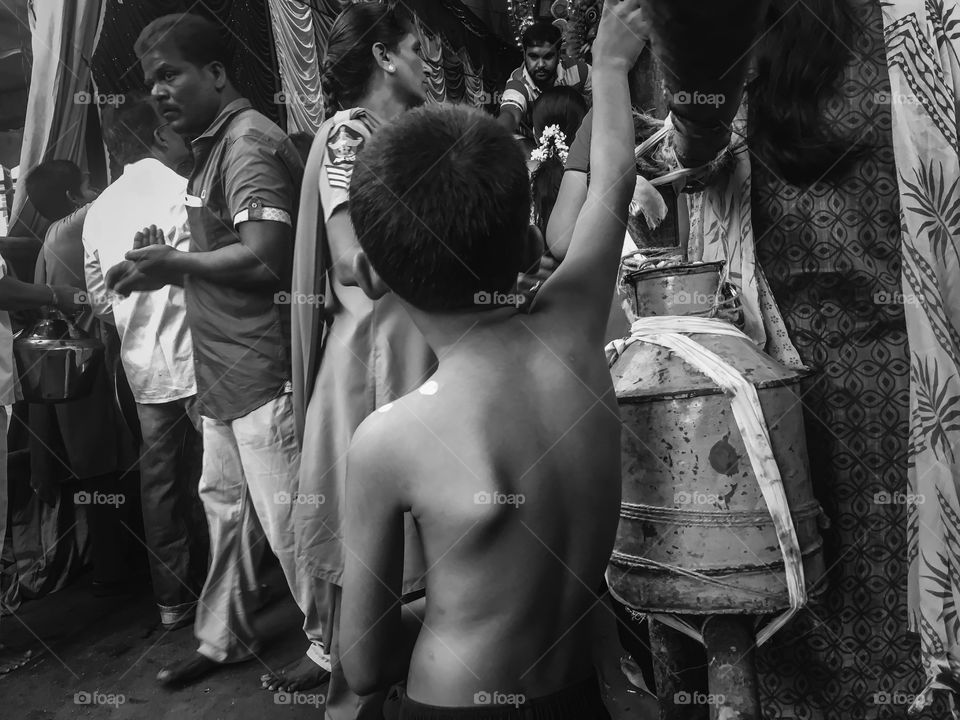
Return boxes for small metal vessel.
[14,311,105,403]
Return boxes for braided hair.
[320,4,411,120]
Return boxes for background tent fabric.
[8,0,104,238]
[268,0,324,133]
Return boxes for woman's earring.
[387,64,396,72]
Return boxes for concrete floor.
[1,573,658,719]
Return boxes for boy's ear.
[352,251,390,301]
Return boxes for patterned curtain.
[268,0,323,132]
[416,15,447,104]
[882,2,960,715]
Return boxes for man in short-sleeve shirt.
[498,20,591,140]
[115,13,327,691]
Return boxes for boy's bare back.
[357,310,622,704]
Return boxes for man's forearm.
[171,245,282,288]
[0,276,56,311]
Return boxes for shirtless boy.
[339,1,645,716]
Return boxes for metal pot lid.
[623,260,725,285]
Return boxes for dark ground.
[0,572,655,719]
[1,570,323,719]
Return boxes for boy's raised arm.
[535,0,646,341]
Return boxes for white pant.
[194,394,324,664]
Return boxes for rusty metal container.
[608,263,825,614]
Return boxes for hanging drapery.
[268,0,323,133]
[441,38,466,103]
[459,48,485,108]
[881,2,960,715]
[415,15,447,104]
[9,0,105,236]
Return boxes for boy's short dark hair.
[350,105,530,312]
[102,92,163,166]
[24,160,82,221]
[522,20,562,50]
[134,13,233,80]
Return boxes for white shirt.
[0,256,16,406]
[83,158,196,404]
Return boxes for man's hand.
[105,261,168,297]
[51,285,83,315]
[593,0,648,70]
[125,242,177,273]
[133,224,166,250]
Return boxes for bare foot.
[260,654,330,692]
[0,646,33,675]
[156,652,222,687]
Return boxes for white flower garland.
[530,124,570,165]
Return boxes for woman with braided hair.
[287,4,435,718]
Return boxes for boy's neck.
[403,302,518,361]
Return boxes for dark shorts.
[395,677,611,720]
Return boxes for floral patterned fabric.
[881,1,960,715]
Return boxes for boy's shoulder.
[348,387,436,480]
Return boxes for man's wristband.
[46,283,58,308]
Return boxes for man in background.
[498,20,591,140]
[84,93,207,631]
[24,160,142,598]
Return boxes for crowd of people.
[1,2,648,719]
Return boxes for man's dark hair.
[102,92,163,166]
[350,105,530,312]
[134,13,233,81]
[24,160,83,221]
[521,20,562,50]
